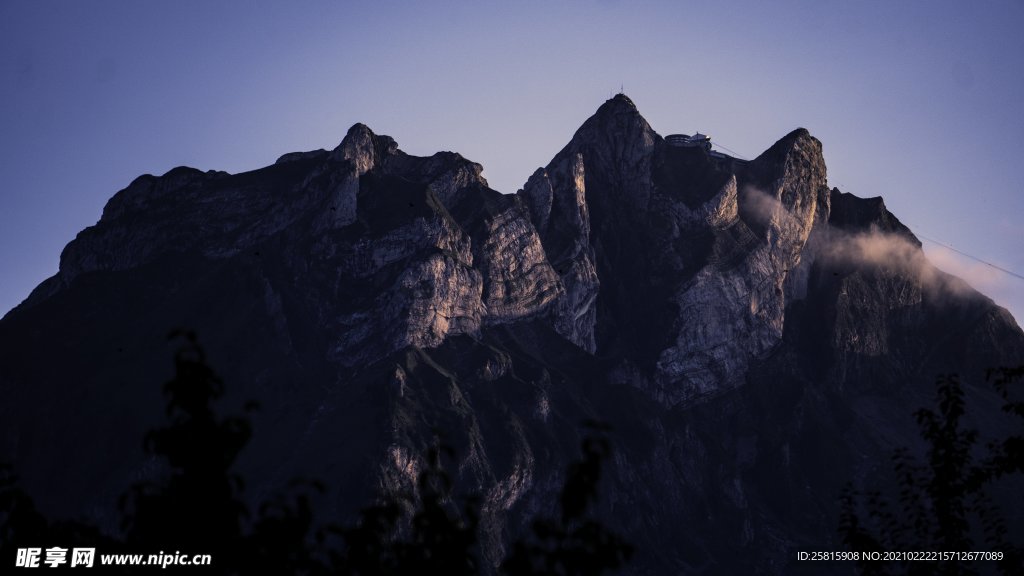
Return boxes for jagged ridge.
[2,94,1022,575]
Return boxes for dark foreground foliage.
[0,331,631,575]
[840,368,1024,576]
[502,423,632,576]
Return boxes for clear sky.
[2,1,1022,324]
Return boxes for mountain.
[2,94,1022,573]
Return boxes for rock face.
[520,97,836,405]
[2,95,1023,574]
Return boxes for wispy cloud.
[742,184,1020,322]
[924,245,1005,293]
[817,225,981,300]
[742,186,800,229]
[923,244,1022,324]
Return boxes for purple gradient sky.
[2,1,1022,324]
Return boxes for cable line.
[710,141,749,161]
[911,228,1024,282]
[698,138,1023,283]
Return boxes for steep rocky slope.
[2,95,1022,574]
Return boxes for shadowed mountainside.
[2,94,1022,574]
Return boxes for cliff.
[2,95,1021,573]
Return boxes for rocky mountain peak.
[596,92,639,113]
[330,123,398,172]
[99,166,225,223]
[757,127,814,158]
[748,128,826,206]
[569,93,657,157]
[828,190,917,241]
[3,96,1023,576]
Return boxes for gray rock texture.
[3,94,1022,575]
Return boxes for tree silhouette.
[118,330,328,573]
[501,421,634,576]
[0,463,117,570]
[2,331,633,575]
[840,369,1024,576]
[1,331,326,574]
[119,330,252,552]
[333,442,481,576]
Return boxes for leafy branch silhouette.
[1,331,632,575]
[839,369,1024,576]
